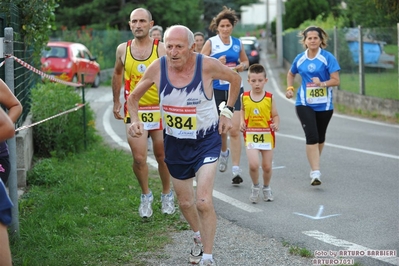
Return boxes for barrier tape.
[1,54,83,87]
[0,55,86,132]
[15,103,86,132]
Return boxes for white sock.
[220,150,229,156]
[194,231,200,238]
[263,185,270,189]
[310,170,321,177]
[232,166,240,173]
[202,253,212,261]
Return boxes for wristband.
[220,107,234,119]
[323,82,327,87]
[286,86,294,91]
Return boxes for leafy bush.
[27,158,64,187]
[30,82,99,158]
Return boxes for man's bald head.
[164,25,195,48]
[130,8,152,21]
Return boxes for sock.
[220,150,229,157]
[263,185,270,189]
[310,170,321,177]
[194,231,201,238]
[202,253,212,261]
[253,183,260,188]
[232,166,240,173]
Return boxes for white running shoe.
[139,192,153,218]
[218,149,230,172]
[232,168,243,185]
[161,190,175,215]
[263,187,274,202]
[189,235,203,264]
[310,171,322,186]
[199,258,216,266]
[249,185,260,203]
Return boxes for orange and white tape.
[1,55,83,87]
[1,55,87,131]
[15,103,86,132]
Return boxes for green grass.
[10,144,188,266]
[384,45,397,58]
[340,44,398,100]
[339,71,399,100]
[288,245,312,258]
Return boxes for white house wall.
[241,0,278,26]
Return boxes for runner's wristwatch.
[224,105,235,112]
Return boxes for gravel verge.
[141,215,312,266]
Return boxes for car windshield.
[243,43,255,52]
[42,47,68,58]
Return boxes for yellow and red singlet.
[123,39,160,126]
[242,91,275,149]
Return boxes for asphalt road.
[83,47,399,266]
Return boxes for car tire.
[72,74,83,89]
[92,73,100,88]
[72,74,79,84]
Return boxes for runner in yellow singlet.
[240,64,280,204]
[111,8,174,218]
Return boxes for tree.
[373,0,399,24]
[54,0,260,32]
[344,0,398,27]
[0,0,59,59]
[282,0,330,30]
[325,0,344,19]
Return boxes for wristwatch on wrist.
[224,105,235,112]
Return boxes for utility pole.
[265,0,270,38]
[276,0,283,67]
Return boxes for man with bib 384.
[127,25,241,266]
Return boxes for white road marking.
[212,190,262,213]
[276,132,399,160]
[294,205,341,220]
[103,106,158,166]
[303,230,399,265]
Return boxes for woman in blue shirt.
[201,6,249,185]
[286,26,340,186]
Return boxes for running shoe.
[232,168,243,185]
[249,185,260,203]
[218,149,230,172]
[263,187,274,202]
[139,192,153,218]
[161,190,175,215]
[189,235,203,264]
[310,171,322,186]
[199,258,216,266]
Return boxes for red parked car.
[41,41,101,87]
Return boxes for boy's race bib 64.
[163,105,197,139]
[246,127,272,150]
